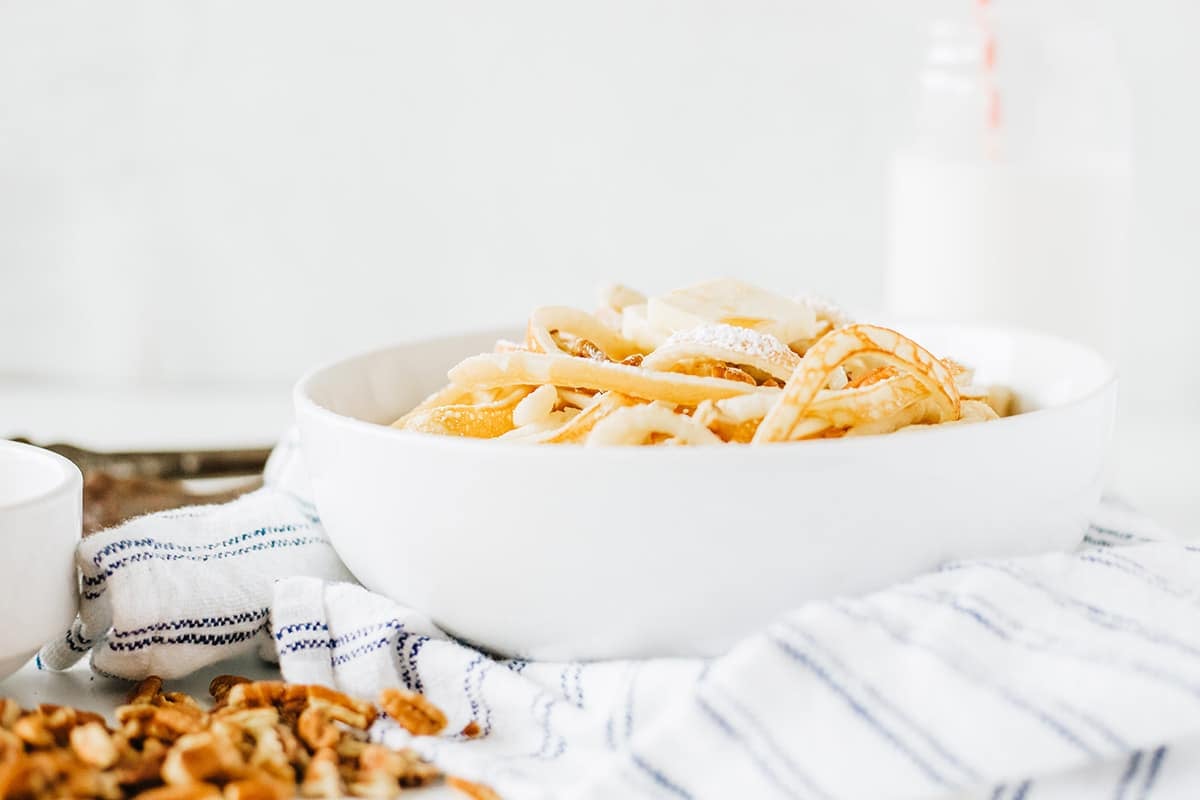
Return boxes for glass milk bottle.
[885,4,1131,359]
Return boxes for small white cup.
[0,441,82,680]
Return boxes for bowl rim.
[293,322,1118,458]
[0,440,83,513]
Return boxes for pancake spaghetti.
[391,279,1013,445]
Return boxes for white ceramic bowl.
[0,441,82,679]
[295,324,1116,660]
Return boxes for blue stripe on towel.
[526,692,563,760]
[464,654,485,730]
[1078,552,1189,598]
[274,621,329,639]
[781,620,980,783]
[697,687,832,800]
[96,536,331,578]
[273,618,421,669]
[770,629,951,786]
[478,660,496,736]
[107,623,267,652]
[906,588,1200,701]
[331,634,398,666]
[1089,525,1152,544]
[960,560,1200,662]
[327,620,403,648]
[110,608,271,638]
[829,601,1099,758]
[64,629,91,654]
[91,522,317,567]
[1141,746,1167,797]
[408,636,429,693]
[630,751,693,799]
[1114,750,1142,799]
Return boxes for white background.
[1,1,1197,529]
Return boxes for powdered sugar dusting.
[794,294,854,328]
[664,323,794,361]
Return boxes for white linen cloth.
[41,433,1200,799]
[39,433,354,679]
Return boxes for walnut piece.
[378,688,447,737]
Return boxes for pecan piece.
[446,776,503,800]
[12,712,56,748]
[70,721,120,769]
[134,783,222,799]
[209,675,252,707]
[298,747,342,798]
[295,706,338,752]
[222,776,295,800]
[349,768,401,799]
[0,699,21,729]
[117,705,206,741]
[161,731,246,785]
[378,688,446,737]
[127,676,165,706]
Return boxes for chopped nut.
[272,724,309,772]
[209,675,252,707]
[70,721,119,769]
[0,698,22,729]
[446,776,503,800]
[245,726,295,785]
[378,688,446,736]
[66,762,123,799]
[334,735,368,760]
[222,776,295,800]
[299,748,342,798]
[115,735,169,787]
[34,703,107,744]
[571,338,610,362]
[161,731,246,785]
[13,712,56,748]
[213,707,280,736]
[460,721,482,738]
[356,744,438,787]
[226,682,286,711]
[710,363,757,385]
[118,704,207,741]
[128,677,165,706]
[295,706,338,752]
[318,698,371,731]
[159,692,206,714]
[348,768,400,799]
[284,686,375,727]
[134,783,223,799]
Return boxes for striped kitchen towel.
[39,433,353,679]
[42,431,1200,798]
[273,499,1200,800]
